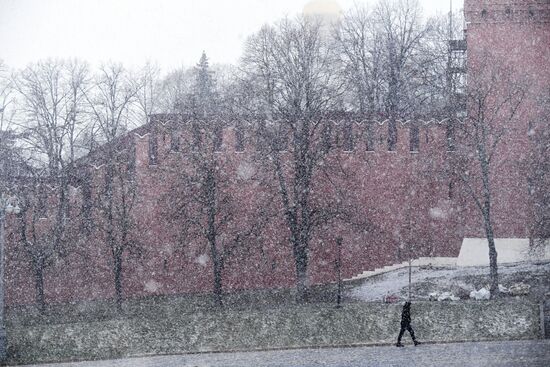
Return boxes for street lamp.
[335,237,343,308]
[0,194,20,361]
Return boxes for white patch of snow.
[196,254,209,267]
[144,280,161,293]
[498,284,509,293]
[508,282,531,296]
[429,207,447,220]
[469,287,490,300]
[237,161,255,180]
[437,291,460,301]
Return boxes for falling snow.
[0,0,549,365]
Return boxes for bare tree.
[334,0,444,148]
[98,149,139,310]
[455,57,526,296]
[12,59,89,310]
[16,60,89,174]
[15,59,89,226]
[136,61,162,124]
[240,25,278,118]
[85,64,141,144]
[14,187,55,313]
[373,0,432,147]
[0,61,15,136]
[85,63,141,309]
[158,67,195,113]
[12,176,81,312]
[241,17,359,302]
[164,54,267,307]
[334,5,385,115]
[164,120,268,307]
[0,60,20,192]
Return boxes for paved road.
[19,340,550,367]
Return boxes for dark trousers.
[397,323,416,343]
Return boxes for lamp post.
[407,217,412,302]
[0,194,20,361]
[335,237,343,308]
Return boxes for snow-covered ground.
[348,261,550,302]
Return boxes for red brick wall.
[463,0,550,237]
[5,120,465,306]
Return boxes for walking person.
[396,301,421,347]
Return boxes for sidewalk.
[17,339,550,367]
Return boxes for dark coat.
[400,302,411,325]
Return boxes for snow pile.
[469,287,490,300]
[429,291,460,301]
[144,280,161,293]
[508,282,531,296]
[436,291,460,301]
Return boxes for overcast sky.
[0,0,463,71]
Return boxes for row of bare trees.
[0,0,547,309]
[1,54,252,310]
[0,60,146,311]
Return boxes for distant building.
[303,0,342,23]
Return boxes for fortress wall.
[5,119,465,306]
[463,0,550,238]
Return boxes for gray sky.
[0,0,463,71]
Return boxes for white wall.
[457,238,550,266]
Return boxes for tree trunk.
[207,169,223,307]
[114,251,123,311]
[34,266,45,314]
[209,228,223,307]
[54,179,68,255]
[480,153,499,297]
[208,233,223,307]
[293,241,308,303]
[212,258,223,307]
[482,211,499,296]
